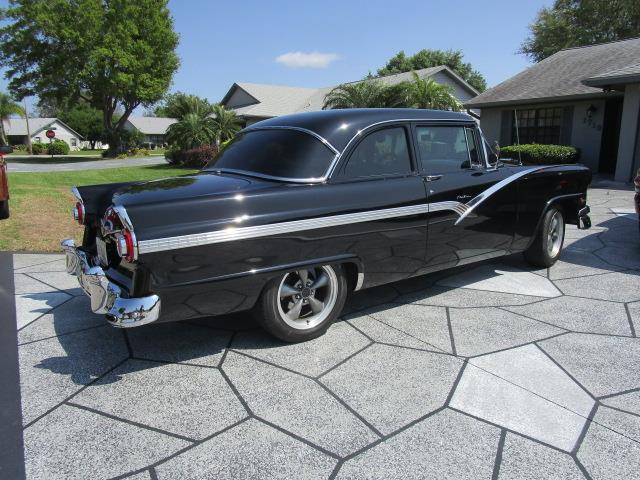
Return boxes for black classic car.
[62,109,592,342]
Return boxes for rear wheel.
[256,264,347,342]
[524,207,565,268]
[0,200,9,220]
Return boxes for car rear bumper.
[61,239,161,328]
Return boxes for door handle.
[424,175,442,182]
[457,194,472,201]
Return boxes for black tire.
[524,206,565,268]
[0,200,9,220]
[256,264,348,343]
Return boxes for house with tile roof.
[123,116,177,148]
[465,37,640,182]
[220,66,479,127]
[4,117,84,150]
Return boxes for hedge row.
[165,144,219,168]
[31,140,70,155]
[499,144,579,165]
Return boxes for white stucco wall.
[476,108,502,146]
[615,83,640,182]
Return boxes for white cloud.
[275,51,339,69]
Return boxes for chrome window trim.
[212,126,340,183]
[327,117,476,178]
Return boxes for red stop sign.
[46,129,55,139]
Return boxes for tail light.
[115,229,137,262]
[73,202,85,225]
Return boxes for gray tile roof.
[126,116,177,135]
[466,37,640,108]
[583,62,640,87]
[4,117,59,136]
[224,66,476,119]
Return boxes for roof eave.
[582,74,640,88]
[464,91,622,109]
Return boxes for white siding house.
[123,116,177,148]
[4,118,84,150]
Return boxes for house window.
[70,138,77,147]
[34,137,41,143]
[512,108,562,145]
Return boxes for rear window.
[206,129,335,179]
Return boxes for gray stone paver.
[231,321,370,377]
[223,351,378,456]
[335,409,500,480]
[320,343,460,434]
[451,345,594,451]
[73,359,247,440]
[498,433,585,480]
[539,333,640,398]
[449,307,564,357]
[24,404,189,480]
[14,186,640,478]
[155,418,337,480]
[578,406,640,480]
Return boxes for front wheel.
[256,264,348,343]
[524,207,565,268]
[0,200,9,220]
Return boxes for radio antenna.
[513,109,523,165]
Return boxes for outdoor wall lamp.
[586,104,597,119]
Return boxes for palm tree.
[166,113,217,150]
[405,72,461,111]
[323,79,390,109]
[171,95,215,119]
[0,92,25,146]
[210,104,241,146]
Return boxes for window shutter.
[560,106,574,145]
[500,110,513,146]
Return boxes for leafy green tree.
[377,49,486,92]
[0,92,24,146]
[0,0,179,154]
[59,104,104,149]
[152,92,215,119]
[520,0,640,62]
[210,104,242,146]
[323,80,393,109]
[405,73,461,111]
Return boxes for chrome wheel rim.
[547,211,564,258]
[277,266,338,330]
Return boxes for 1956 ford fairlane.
[62,109,591,342]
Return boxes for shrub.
[165,144,218,168]
[31,142,47,155]
[499,144,580,165]
[47,140,70,155]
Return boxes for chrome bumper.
[61,239,161,328]
[578,206,591,230]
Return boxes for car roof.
[245,108,473,152]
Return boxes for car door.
[413,123,517,271]
[331,124,429,286]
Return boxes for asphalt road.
[8,156,167,173]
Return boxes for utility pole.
[24,99,32,155]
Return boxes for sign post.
[46,129,56,157]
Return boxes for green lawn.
[0,164,198,252]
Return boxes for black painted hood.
[112,171,275,207]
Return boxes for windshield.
[205,129,336,180]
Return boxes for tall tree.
[521,0,640,62]
[0,92,25,146]
[0,0,179,154]
[151,92,214,119]
[377,49,487,92]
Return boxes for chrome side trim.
[454,166,548,225]
[71,186,82,202]
[213,168,331,184]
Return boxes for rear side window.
[344,127,412,178]
[416,126,474,173]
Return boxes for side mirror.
[0,146,13,155]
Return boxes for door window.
[344,127,412,178]
[416,126,476,173]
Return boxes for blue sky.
[1,0,553,110]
